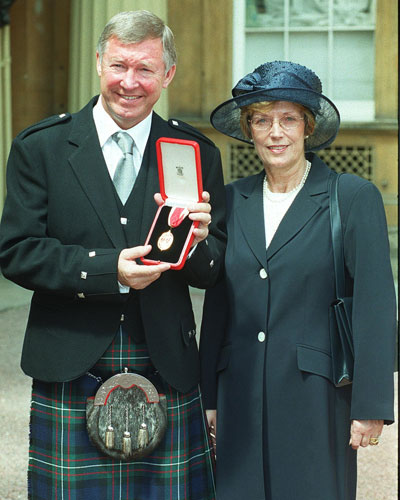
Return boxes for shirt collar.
[93,95,152,157]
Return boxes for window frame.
[233,0,377,122]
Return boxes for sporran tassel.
[105,404,115,449]
[137,404,149,448]
[138,422,149,448]
[105,425,115,449]
[122,407,131,455]
[122,430,132,455]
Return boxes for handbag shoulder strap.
[329,173,346,297]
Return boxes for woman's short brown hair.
[239,101,315,140]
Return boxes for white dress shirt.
[93,97,152,293]
[263,188,299,248]
[93,95,152,180]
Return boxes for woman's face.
[250,101,306,173]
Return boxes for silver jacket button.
[259,268,268,279]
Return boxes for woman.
[200,61,396,500]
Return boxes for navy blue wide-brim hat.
[210,61,340,152]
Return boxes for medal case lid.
[157,137,203,204]
[141,138,203,270]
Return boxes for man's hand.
[154,191,212,248]
[118,245,170,289]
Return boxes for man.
[0,10,225,499]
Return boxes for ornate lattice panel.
[228,144,374,182]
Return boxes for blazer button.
[259,268,268,279]
[258,331,266,342]
[210,259,214,268]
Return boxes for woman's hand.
[349,419,384,449]
[206,409,217,455]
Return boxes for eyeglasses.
[249,115,304,131]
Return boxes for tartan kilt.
[28,328,216,500]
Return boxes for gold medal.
[157,230,174,251]
[157,207,189,252]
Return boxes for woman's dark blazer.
[0,96,226,393]
[200,154,396,500]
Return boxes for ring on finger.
[369,437,380,446]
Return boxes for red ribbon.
[168,207,189,228]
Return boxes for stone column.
[0,24,11,210]
[375,0,398,119]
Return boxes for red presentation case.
[141,137,203,270]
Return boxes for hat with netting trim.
[210,61,340,152]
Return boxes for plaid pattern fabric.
[28,328,216,499]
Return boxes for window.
[233,0,376,122]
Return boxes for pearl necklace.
[263,160,311,203]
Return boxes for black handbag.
[329,173,354,387]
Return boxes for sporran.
[86,368,167,461]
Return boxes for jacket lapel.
[121,114,168,246]
[236,171,268,267]
[138,115,166,244]
[235,154,332,266]
[266,154,331,260]
[135,114,177,245]
[140,148,160,243]
[67,98,127,249]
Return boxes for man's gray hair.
[97,10,177,72]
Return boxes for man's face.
[96,36,176,129]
